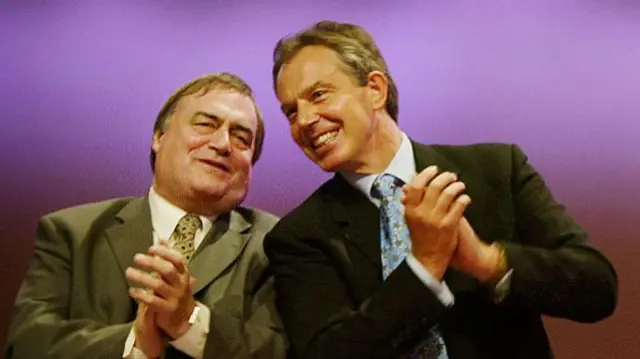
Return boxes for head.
[273,21,401,174]
[151,73,264,216]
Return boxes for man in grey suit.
[5,72,287,359]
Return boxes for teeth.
[313,131,338,147]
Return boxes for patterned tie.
[371,174,449,359]
[169,213,202,263]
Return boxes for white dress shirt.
[122,187,214,359]
[341,132,455,307]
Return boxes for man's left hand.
[125,240,196,340]
[451,217,501,282]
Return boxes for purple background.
[1,1,638,357]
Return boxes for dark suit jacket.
[5,196,288,359]
[264,142,617,359]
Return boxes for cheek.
[185,136,214,161]
[232,153,253,178]
[290,124,305,145]
[186,134,210,151]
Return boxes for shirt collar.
[147,186,214,240]
[341,132,416,202]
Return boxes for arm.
[503,145,618,322]
[264,230,449,359]
[4,217,132,359]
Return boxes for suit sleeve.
[264,229,449,359]
[201,250,288,359]
[502,144,618,322]
[4,216,132,359]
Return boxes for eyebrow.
[194,111,220,121]
[280,80,327,113]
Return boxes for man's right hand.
[402,166,471,280]
[133,302,165,358]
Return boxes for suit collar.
[106,197,154,282]
[189,208,253,294]
[411,138,456,173]
[326,175,382,272]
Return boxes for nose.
[208,128,231,156]
[297,102,319,128]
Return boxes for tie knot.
[371,174,402,200]
[176,213,202,235]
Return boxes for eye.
[310,90,326,101]
[285,109,297,123]
[236,134,250,145]
[231,132,252,150]
[194,118,218,128]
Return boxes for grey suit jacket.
[4,196,288,359]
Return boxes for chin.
[315,155,347,173]
[315,144,356,173]
[192,181,227,197]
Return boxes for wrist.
[169,301,196,340]
[415,255,449,280]
[478,242,507,283]
[133,339,162,359]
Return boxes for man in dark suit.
[5,73,287,359]
[264,21,618,359]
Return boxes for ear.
[151,130,165,154]
[366,71,389,112]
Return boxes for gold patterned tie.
[169,213,202,263]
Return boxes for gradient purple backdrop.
[1,1,638,358]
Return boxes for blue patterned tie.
[371,174,449,359]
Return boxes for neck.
[151,182,224,218]
[349,113,403,175]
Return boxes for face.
[152,89,258,215]
[276,45,387,173]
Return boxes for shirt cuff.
[406,254,455,307]
[492,268,514,303]
[122,327,149,359]
[169,301,211,359]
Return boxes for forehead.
[177,88,259,131]
[276,45,352,100]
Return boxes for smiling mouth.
[198,159,230,172]
[311,130,339,149]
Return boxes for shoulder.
[268,178,337,238]
[41,196,140,232]
[417,141,530,174]
[44,196,139,223]
[428,142,517,161]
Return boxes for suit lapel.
[411,140,480,294]
[105,197,154,280]
[326,176,382,271]
[189,210,252,295]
